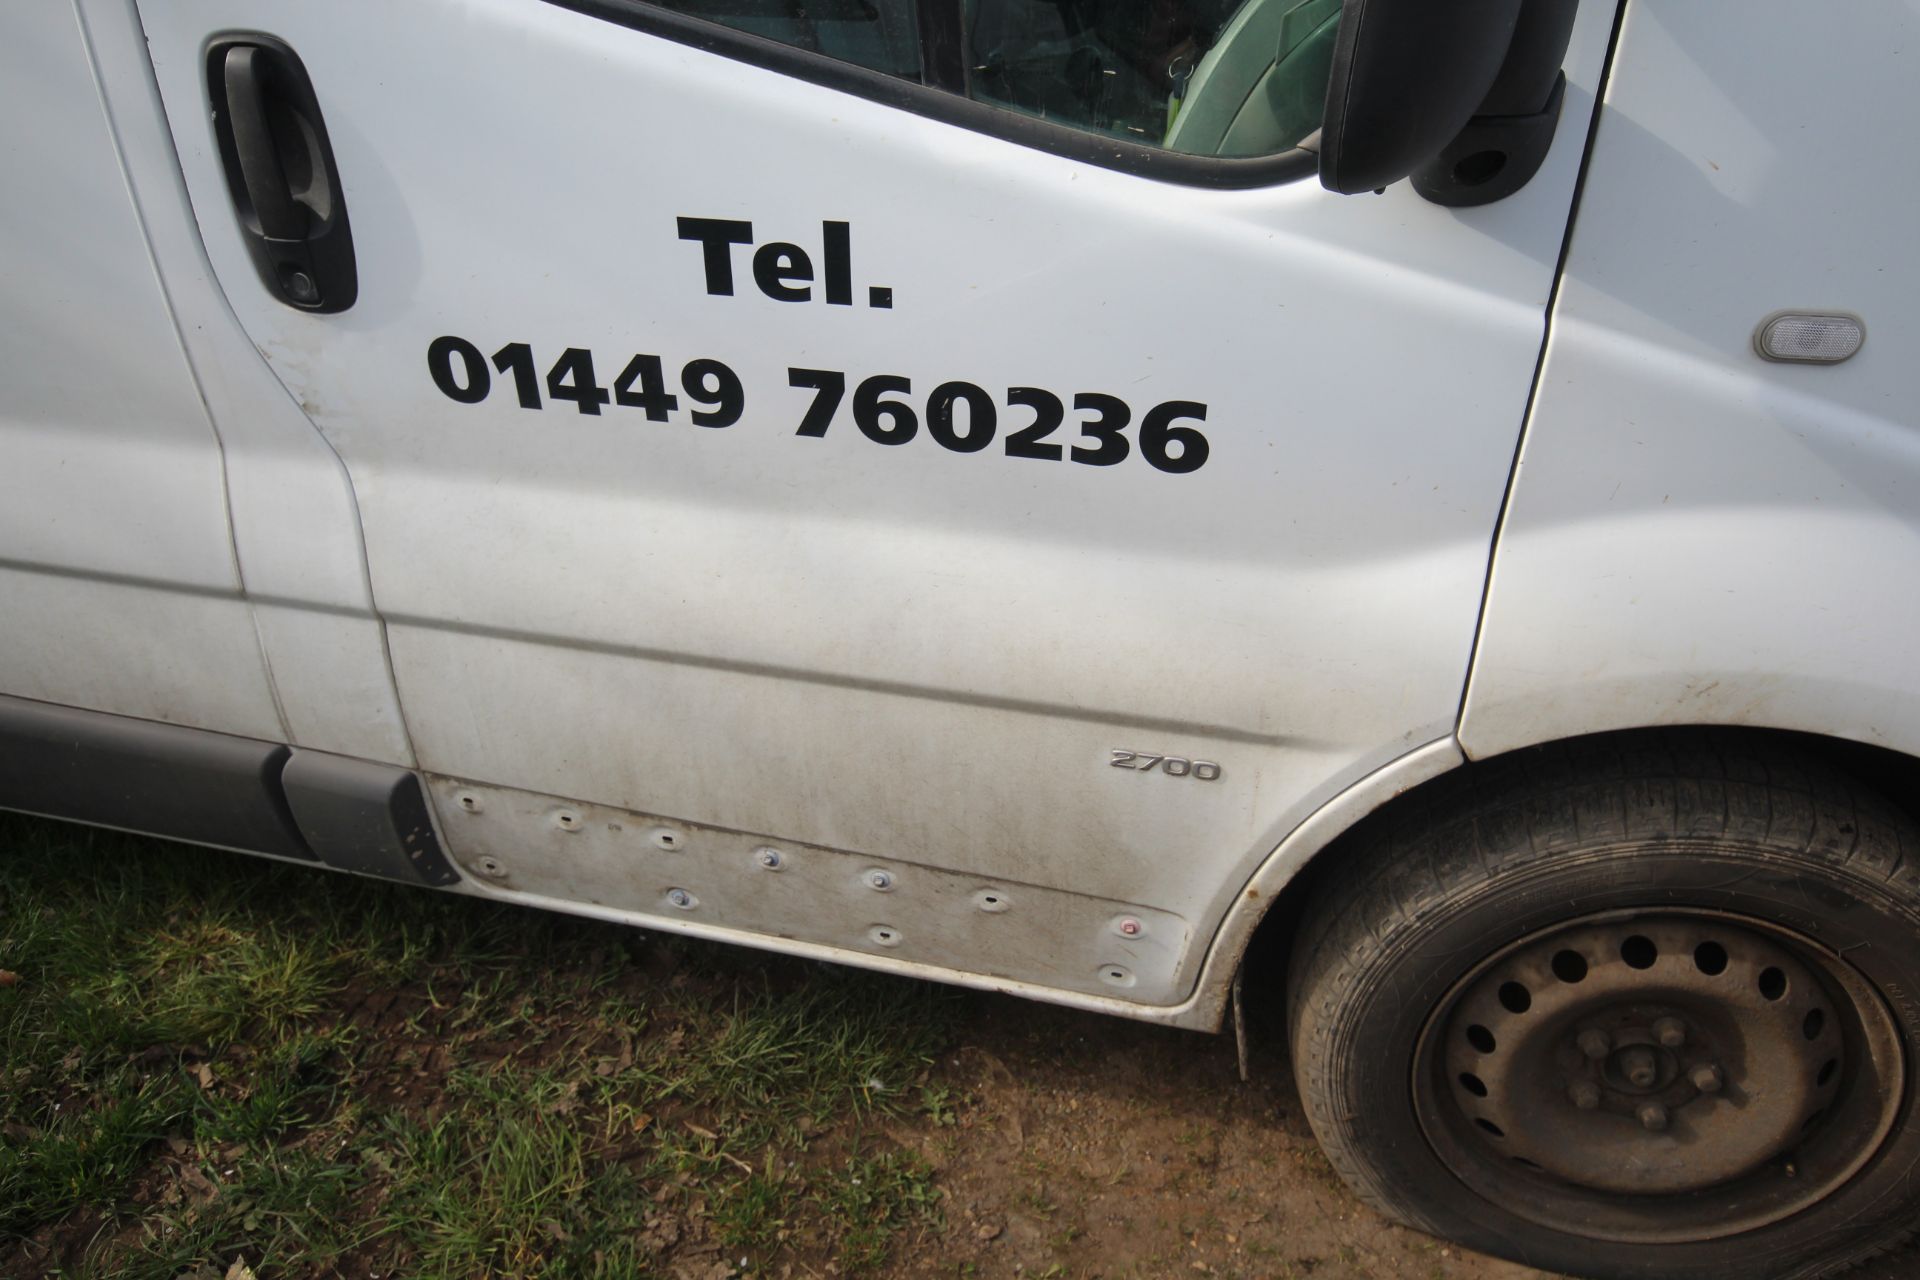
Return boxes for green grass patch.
[814,1151,944,1272]
[0,812,958,1277]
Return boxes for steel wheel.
[1415,910,1903,1242]
[1287,733,1920,1280]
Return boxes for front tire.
[1287,733,1920,1280]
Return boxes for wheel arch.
[1190,724,1920,1034]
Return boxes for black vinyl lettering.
[613,354,680,421]
[1140,400,1210,474]
[428,335,489,404]
[676,217,754,296]
[490,342,542,410]
[545,347,610,416]
[926,381,996,453]
[1069,392,1130,466]
[427,338,1210,474]
[822,221,853,306]
[1004,387,1065,460]
[853,375,917,445]
[682,358,744,427]
[789,368,846,436]
[752,243,813,302]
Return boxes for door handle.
[223,46,307,242]
[207,37,356,312]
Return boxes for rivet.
[1637,1102,1670,1132]
[455,792,484,814]
[1577,1029,1612,1060]
[666,888,695,910]
[754,847,784,871]
[1690,1063,1724,1094]
[476,856,508,880]
[1116,917,1144,938]
[865,869,894,892]
[1653,1016,1686,1048]
[1567,1080,1601,1110]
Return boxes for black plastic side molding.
[0,695,459,888]
[0,694,312,858]
[282,751,460,886]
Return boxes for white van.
[5,1,1917,1274]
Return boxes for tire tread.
[1286,731,1920,1277]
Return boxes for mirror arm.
[1412,0,1580,206]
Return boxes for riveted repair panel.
[426,776,1191,1004]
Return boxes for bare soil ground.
[880,992,1549,1280]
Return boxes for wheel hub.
[1414,909,1903,1242]
[1443,918,1839,1193]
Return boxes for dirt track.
[884,982,1545,1280]
[889,979,1920,1280]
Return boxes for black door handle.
[208,37,356,312]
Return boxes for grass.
[0,812,957,1278]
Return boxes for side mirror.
[1318,0,1579,205]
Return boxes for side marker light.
[1754,311,1865,364]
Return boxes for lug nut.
[755,847,783,870]
[666,888,694,909]
[1621,1045,1660,1089]
[1653,1016,1687,1048]
[1117,918,1143,937]
[1690,1064,1724,1094]
[1567,1080,1601,1110]
[865,870,894,891]
[1577,1029,1612,1060]
[1637,1102,1670,1132]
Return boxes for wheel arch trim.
[1197,719,1920,1034]
[1168,735,1465,1031]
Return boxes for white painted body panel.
[1,1,411,763]
[131,0,1613,1011]
[1461,1,1920,763]
[0,1,279,737]
[74,0,416,765]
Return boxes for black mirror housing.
[1320,0,1579,204]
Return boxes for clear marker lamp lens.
[1755,312,1865,364]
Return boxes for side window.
[655,0,922,79]
[968,0,1338,155]
[627,0,1338,160]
